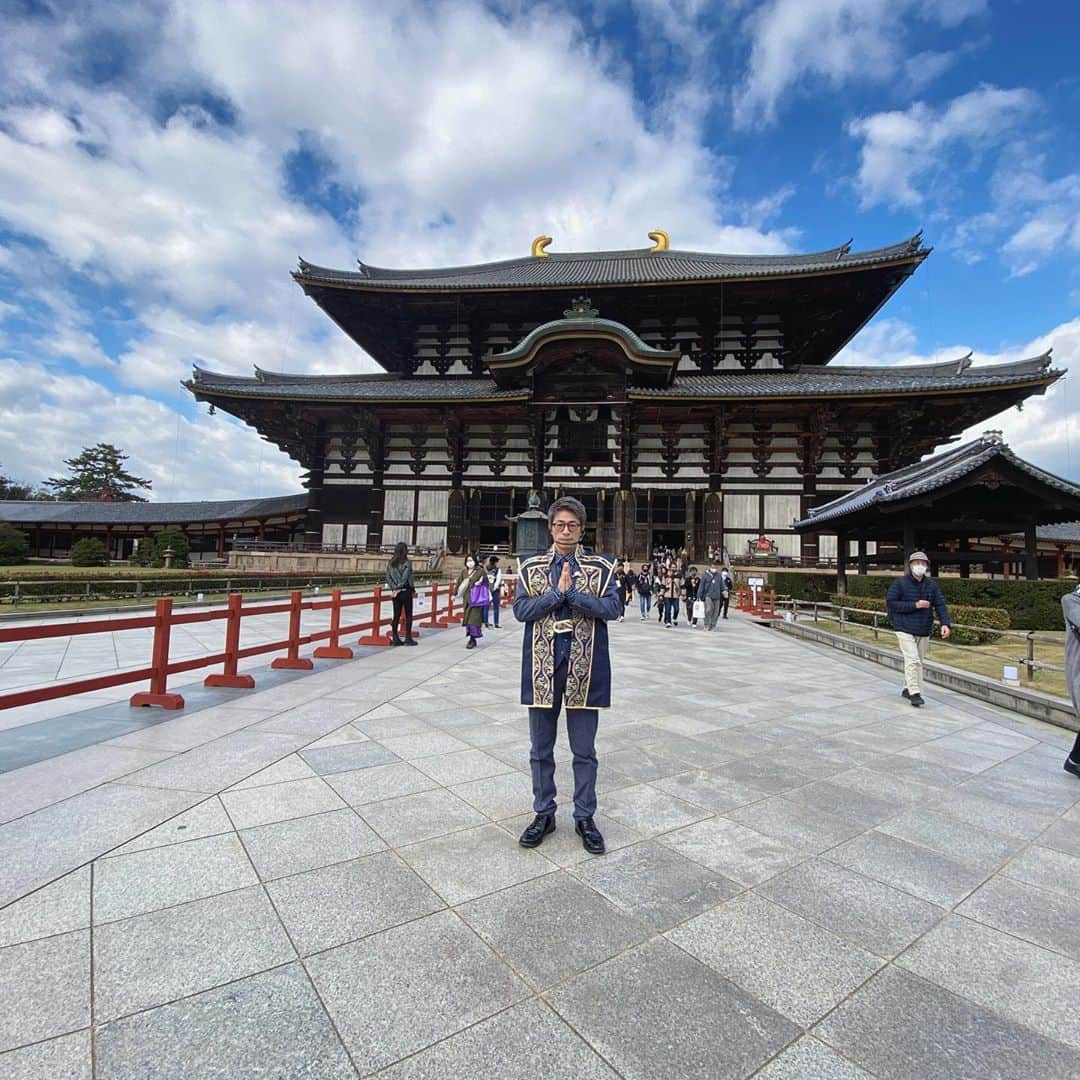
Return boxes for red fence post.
[433,581,458,628]
[130,597,185,709]
[419,582,442,628]
[314,589,354,659]
[358,585,392,646]
[271,590,315,669]
[205,593,256,688]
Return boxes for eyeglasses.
[551,521,582,532]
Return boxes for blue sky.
[0,0,1077,499]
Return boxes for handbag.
[468,582,490,607]
[692,600,705,621]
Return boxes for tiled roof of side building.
[795,433,1080,528]
[294,234,928,291]
[0,494,308,526]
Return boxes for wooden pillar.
[902,520,916,557]
[217,525,226,559]
[836,530,849,596]
[857,535,868,576]
[367,422,386,553]
[1057,544,1067,579]
[685,490,696,560]
[1024,521,1039,580]
[959,537,971,579]
[302,430,327,547]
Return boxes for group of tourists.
[386,499,1080,862]
[612,556,733,630]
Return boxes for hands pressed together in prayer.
[557,561,573,593]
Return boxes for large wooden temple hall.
[186,231,1062,562]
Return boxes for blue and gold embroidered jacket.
[512,545,621,709]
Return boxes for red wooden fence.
[0,580,515,714]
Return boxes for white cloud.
[847,85,1038,209]
[0,359,301,501]
[733,0,987,129]
[837,315,1080,481]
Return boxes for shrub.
[70,538,109,567]
[134,527,191,568]
[774,571,1068,631]
[0,523,29,565]
[829,594,1010,645]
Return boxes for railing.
[774,598,1067,683]
[231,540,443,556]
[735,586,780,619]
[0,581,515,713]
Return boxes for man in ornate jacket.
[513,496,621,854]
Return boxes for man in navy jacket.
[886,550,952,707]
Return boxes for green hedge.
[70,538,109,567]
[773,571,1068,630]
[829,594,1010,645]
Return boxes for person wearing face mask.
[885,550,952,707]
[455,554,491,650]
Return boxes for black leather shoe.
[1065,757,1080,779]
[901,688,910,698]
[519,813,555,848]
[909,693,925,708]
[390,635,403,647]
[404,637,417,646]
[575,817,606,855]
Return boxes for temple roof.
[0,494,308,526]
[186,351,1058,404]
[795,432,1080,529]
[294,234,927,291]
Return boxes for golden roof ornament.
[531,235,552,258]
[648,229,670,252]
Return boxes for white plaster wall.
[724,493,759,531]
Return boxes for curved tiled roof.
[187,351,1059,404]
[796,433,1080,528]
[0,494,307,526]
[294,234,928,291]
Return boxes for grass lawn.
[801,611,1070,701]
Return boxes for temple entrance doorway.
[650,528,684,556]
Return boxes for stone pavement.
[1,611,1079,1078]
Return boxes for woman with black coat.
[384,542,417,646]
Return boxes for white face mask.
[465,560,475,570]
[911,563,928,578]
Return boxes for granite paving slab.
[375,731,472,759]
[93,964,355,1080]
[92,886,295,1022]
[823,830,988,906]
[659,816,804,886]
[546,937,800,1080]
[1002,843,1080,896]
[298,741,399,775]
[668,892,882,1026]
[817,965,1080,1079]
[0,929,90,1053]
[876,807,1024,870]
[305,909,527,1075]
[324,760,440,806]
[225,754,317,789]
[896,914,1080,1048]
[0,1029,92,1080]
[450,770,531,820]
[754,1035,873,1079]
[356,787,487,846]
[411,748,516,786]
[495,808,645,866]
[726,795,864,852]
[373,999,620,1080]
[457,871,652,989]
[93,832,258,923]
[398,823,558,904]
[107,797,234,856]
[758,858,945,958]
[265,849,441,957]
[651,769,771,812]
[239,807,385,880]
[957,874,1080,960]
[0,865,90,947]
[220,775,347,829]
[599,782,713,836]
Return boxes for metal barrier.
[0,581,462,713]
[774,597,1067,683]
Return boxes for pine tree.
[45,443,153,502]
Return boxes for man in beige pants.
[885,551,952,707]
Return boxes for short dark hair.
[547,496,587,529]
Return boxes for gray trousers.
[703,596,721,629]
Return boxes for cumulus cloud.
[847,85,1039,209]
[837,314,1079,480]
[733,0,987,129]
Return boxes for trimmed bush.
[829,594,1010,645]
[0,523,29,565]
[773,571,1069,631]
[70,538,109,567]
